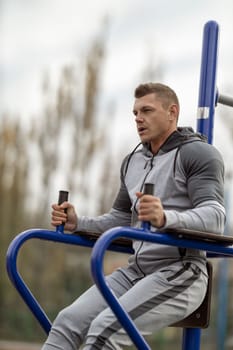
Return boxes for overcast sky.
[1,0,233,155]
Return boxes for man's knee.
[53,305,86,337]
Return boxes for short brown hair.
[134,82,179,110]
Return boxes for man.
[42,83,225,349]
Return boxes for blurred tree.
[0,114,30,334]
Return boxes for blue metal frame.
[6,20,232,350]
[6,227,133,334]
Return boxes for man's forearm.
[74,208,132,233]
[163,200,226,234]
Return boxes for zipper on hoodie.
[133,154,155,277]
[133,155,154,215]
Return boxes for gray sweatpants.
[41,261,207,350]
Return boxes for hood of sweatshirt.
[142,127,207,157]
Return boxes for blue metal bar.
[182,328,201,350]
[197,20,219,143]
[6,229,133,334]
[141,222,151,231]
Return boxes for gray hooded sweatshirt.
[76,127,225,276]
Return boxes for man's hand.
[51,202,78,232]
[136,192,165,228]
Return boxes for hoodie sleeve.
[163,141,226,234]
[75,208,132,233]
[182,142,225,207]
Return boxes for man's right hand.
[51,202,78,232]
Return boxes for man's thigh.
[65,268,134,326]
[87,262,208,342]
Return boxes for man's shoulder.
[179,140,224,178]
[181,140,223,161]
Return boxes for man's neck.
[150,129,177,154]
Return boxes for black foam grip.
[143,183,154,195]
[58,190,69,205]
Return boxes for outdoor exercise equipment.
[6,20,233,349]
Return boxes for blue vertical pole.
[196,20,219,143]
[182,328,201,350]
[182,20,220,350]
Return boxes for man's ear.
[168,104,179,121]
[167,112,173,121]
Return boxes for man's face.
[133,93,175,146]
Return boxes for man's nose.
[135,113,144,123]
